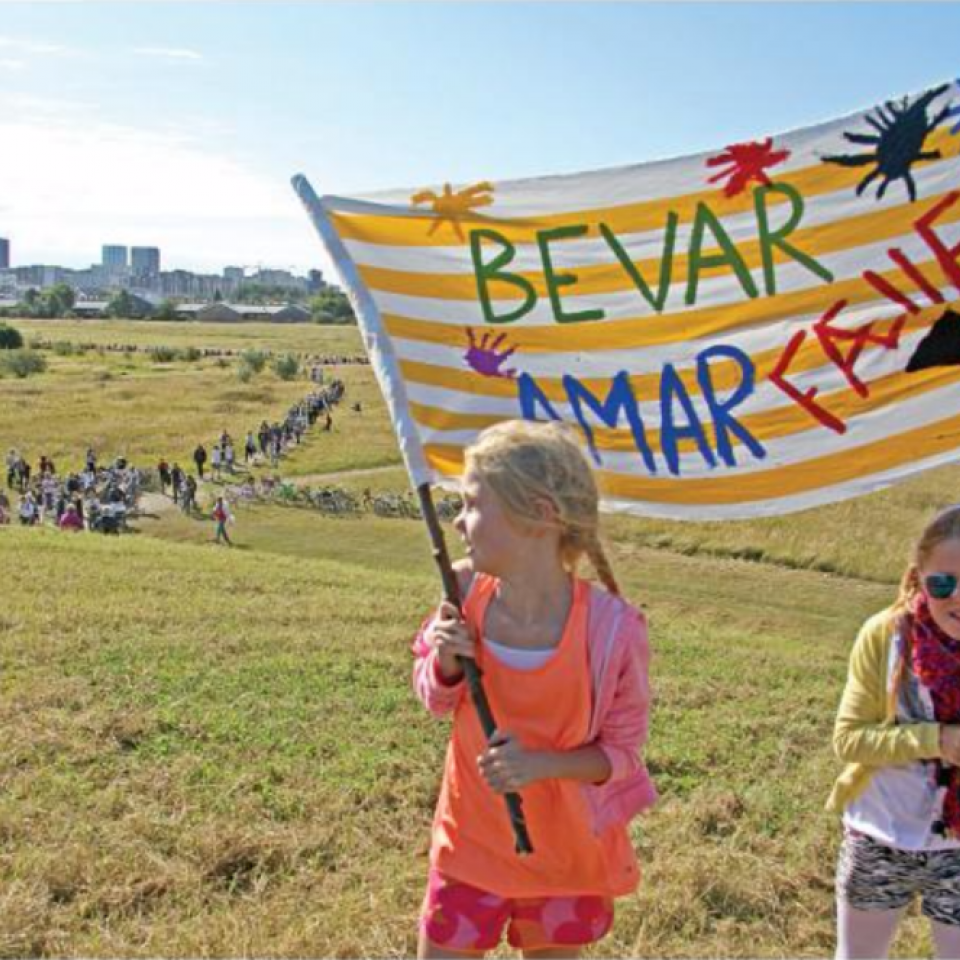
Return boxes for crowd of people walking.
[3,373,350,545]
[2,447,142,533]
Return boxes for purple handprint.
[463,328,518,379]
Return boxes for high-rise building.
[102,245,128,270]
[0,238,9,270]
[307,269,325,293]
[131,246,160,277]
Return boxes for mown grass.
[0,525,896,958]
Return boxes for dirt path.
[139,491,179,515]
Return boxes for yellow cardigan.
[827,606,942,813]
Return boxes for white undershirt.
[484,637,557,671]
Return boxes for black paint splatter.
[906,308,960,372]
[823,85,951,202]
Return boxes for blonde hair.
[464,419,620,595]
[889,505,960,715]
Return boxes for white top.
[484,637,557,671]
[844,630,960,851]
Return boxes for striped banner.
[294,78,960,520]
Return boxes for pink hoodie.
[411,577,657,835]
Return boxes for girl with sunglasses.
[830,506,960,958]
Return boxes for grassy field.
[12,318,365,356]
[2,318,959,957]
[0,325,400,477]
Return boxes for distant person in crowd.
[258,421,270,456]
[5,449,19,490]
[244,431,257,464]
[85,447,97,473]
[211,443,222,481]
[831,505,960,959]
[193,444,207,480]
[58,503,83,532]
[18,492,38,526]
[85,493,101,532]
[182,475,198,514]
[18,459,30,493]
[224,440,235,474]
[157,458,172,496]
[212,496,232,546]
[170,463,185,505]
[40,474,57,523]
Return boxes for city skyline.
[0,234,316,281]
[4,3,960,283]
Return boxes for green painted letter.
[470,228,537,324]
[754,183,834,294]
[685,202,759,306]
[536,225,605,324]
[600,214,678,313]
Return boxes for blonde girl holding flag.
[411,420,656,958]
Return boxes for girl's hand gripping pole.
[416,483,534,856]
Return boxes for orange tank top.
[430,574,639,897]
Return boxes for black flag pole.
[417,482,534,856]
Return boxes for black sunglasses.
[924,573,960,600]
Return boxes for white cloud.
[0,59,26,71]
[0,35,67,56]
[132,46,204,62]
[0,100,333,278]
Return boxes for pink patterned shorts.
[420,869,615,952]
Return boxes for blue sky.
[3,1,960,279]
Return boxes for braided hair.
[464,420,620,596]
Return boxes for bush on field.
[239,349,269,373]
[148,345,180,363]
[272,353,300,381]
[0,349,47,378]
[237,362,255,383]
[182,346,202,363]
[52,340,76,356]
[0,323,24,350]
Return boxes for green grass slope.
[0,522,934,958]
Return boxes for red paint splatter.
[706,139,791,198]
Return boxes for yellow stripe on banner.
[421,403,960,506]
[330,127,958,249]
[397,305,942,403]
[382,272,954,355]
[409,362,960,456]
[356,183,960,301]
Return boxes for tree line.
[0,284,356,324]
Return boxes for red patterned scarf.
[910,594,960,837]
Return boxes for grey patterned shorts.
[837,829,960,925]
